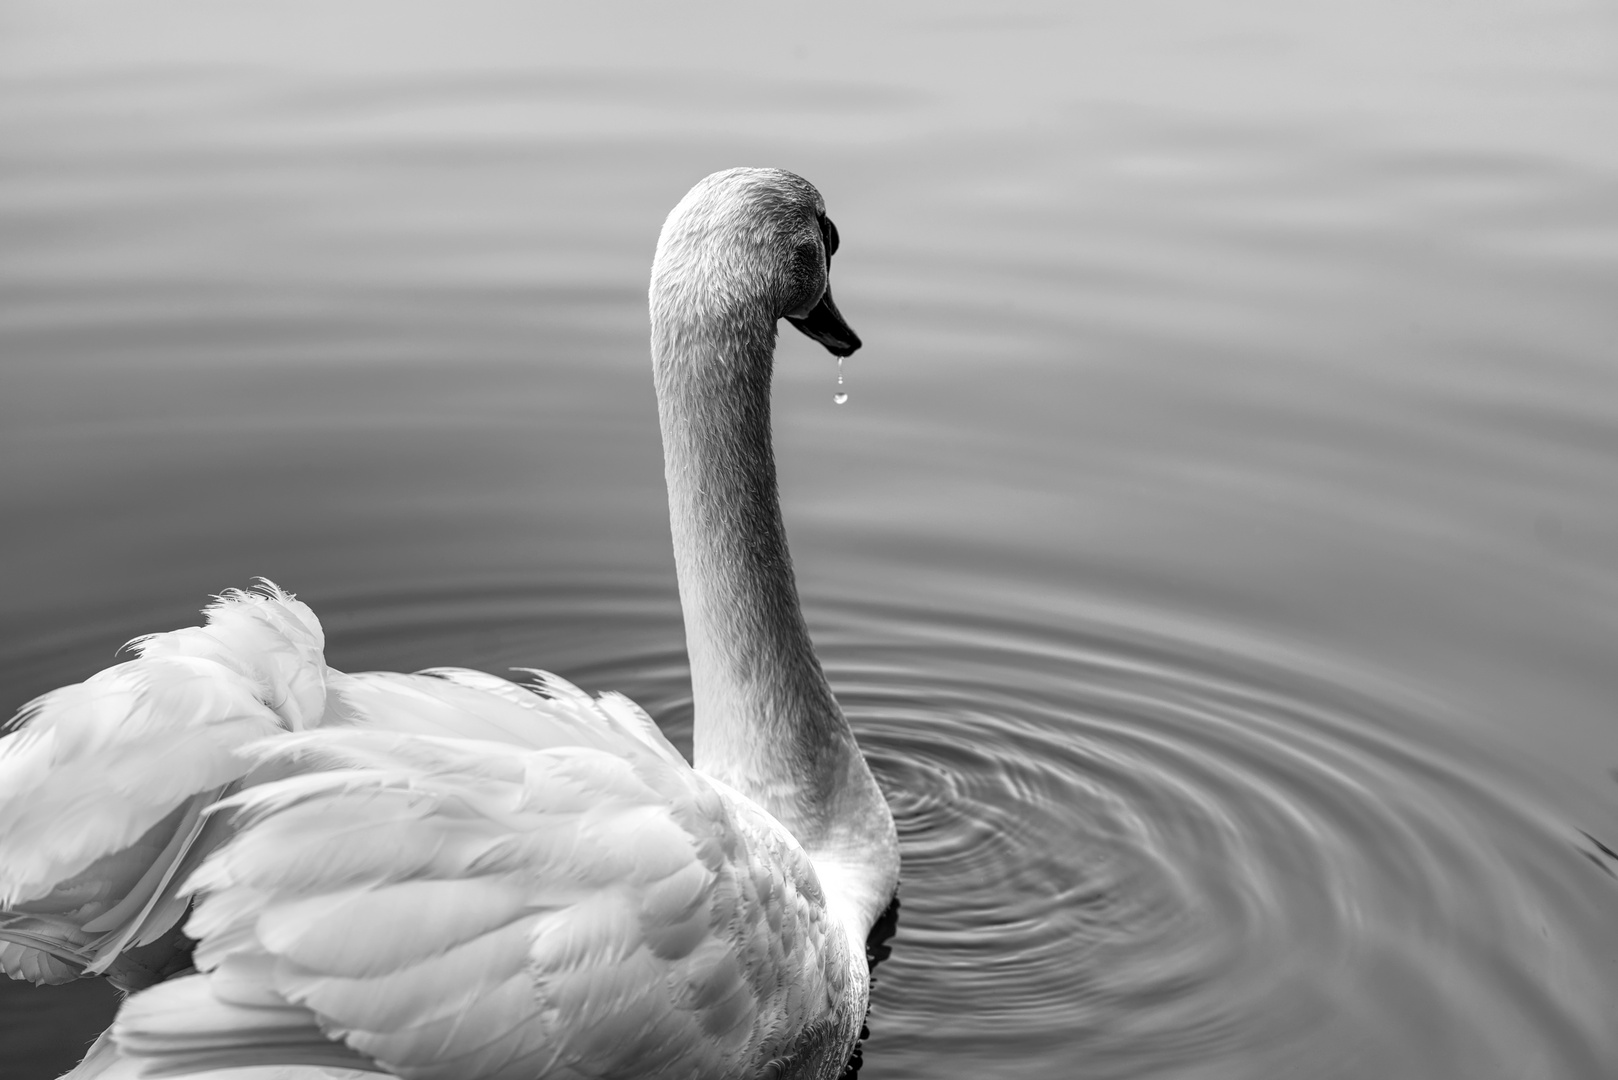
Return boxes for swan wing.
[0,584,325,986]
[325,667,684,767]
[0,577,686,994]
[113,728,857,1080]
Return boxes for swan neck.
[651,290,897,925]
[653,303,842,812]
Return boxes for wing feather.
[287,922,536,1032]
[327,670,656,758]
[0,584,331,986]
[0,660,282,903]
[115,728,858,1080]
[258,880,535,977]
[4,583,855,1077]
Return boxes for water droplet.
[833,391,849,405]
[833,356,848,404]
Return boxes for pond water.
[4,2,1618,1078]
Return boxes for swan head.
[651,167,861,358]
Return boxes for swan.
[0,167,900,1080]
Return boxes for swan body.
[0,168,898,1080]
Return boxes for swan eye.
[820,216,840,262]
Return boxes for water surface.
[3,2,1618,1078]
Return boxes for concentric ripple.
[826,600,1618,1080]
[314,576,1618,1080]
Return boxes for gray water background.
[3,2,1618,1077]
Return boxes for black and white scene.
[3,3,1617,1079]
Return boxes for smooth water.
[4,2,1618,1077]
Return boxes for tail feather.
[0,583,331,988]
[64,1027,379,1080]
[114,975,383,1077]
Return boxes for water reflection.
[4,1,1618,1077]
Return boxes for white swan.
[0,167,900,1080]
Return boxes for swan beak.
[787,287,861,357]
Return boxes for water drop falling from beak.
[834,356,848,405]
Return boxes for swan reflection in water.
[0,169,900,1080]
